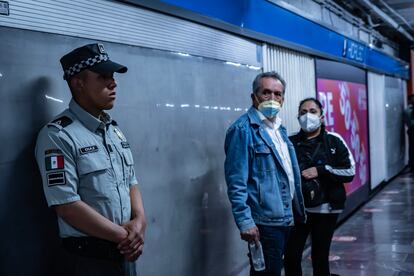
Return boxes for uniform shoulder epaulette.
[111,120,118,126]
[48,116,73,129]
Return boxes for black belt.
[62,237,123,261]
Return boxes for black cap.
[60,43,127,80]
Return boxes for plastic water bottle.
[249,241,265,271]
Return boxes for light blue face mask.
[258,100,281,119]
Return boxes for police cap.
[60,43,127,80]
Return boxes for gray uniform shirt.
[35,99,138,238]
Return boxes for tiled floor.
[300,170,414,276]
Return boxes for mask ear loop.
[319,114,325,126]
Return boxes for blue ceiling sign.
[123,0,409,79]
[343,39,366,63]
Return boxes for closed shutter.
[263,44,315,134]
[368,72,387,188]
[0,0,260,67]
[383,76,407,180]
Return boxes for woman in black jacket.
[284,98,355,276]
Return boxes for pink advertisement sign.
[317,79,369,195]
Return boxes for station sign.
[342,39,366,63]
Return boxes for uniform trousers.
[50,237,136,276]
[284,212,338,276]
[51,247,127,276]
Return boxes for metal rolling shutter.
[263,44,315,134]
[0,0,260,67]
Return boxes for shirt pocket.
[122,149,134,183]
[76,152,114,198]
[254,144,276,172]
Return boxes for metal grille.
[0,0,260,66]
[383,76,407,180]
[262,44,315,134]
[367,72,387,188]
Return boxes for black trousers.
[49,237,135,276]
[284,212,339,276]
[52,247,126,276]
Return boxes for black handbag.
[302,178,325,207]
[300,143,326,208]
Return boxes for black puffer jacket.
[289,125,355,210]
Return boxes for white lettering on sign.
[338,81,367,184]
[350,110,360,163]
[359,144,367,183]
[358,88,367,110]
[344,40,365,62]
[318,91,334,126]
[339,82,351,130]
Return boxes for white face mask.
[298,113,321,133]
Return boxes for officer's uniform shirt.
[35,99,138,238]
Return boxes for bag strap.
[310,142,321,160]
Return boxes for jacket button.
[285,204,289,208]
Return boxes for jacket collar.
[247,106,262,126]
[297,124,327,141]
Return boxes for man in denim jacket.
[224,72,306,275]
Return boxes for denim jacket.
[224,107,306,231]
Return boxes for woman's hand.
[301,167,318,179]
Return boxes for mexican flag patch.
[45,155,64,171]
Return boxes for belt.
[62,237,123,261]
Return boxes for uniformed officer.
[35,43,146,276]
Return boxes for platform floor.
[301,170,414,276]
[237,170,414,276]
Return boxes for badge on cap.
[98,43,106,54]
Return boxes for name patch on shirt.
[79,145,99,155]
[47,172,66,186]
[121,142,130,148]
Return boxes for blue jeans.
[249,225,292,276]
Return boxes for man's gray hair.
[252,71,286,94]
